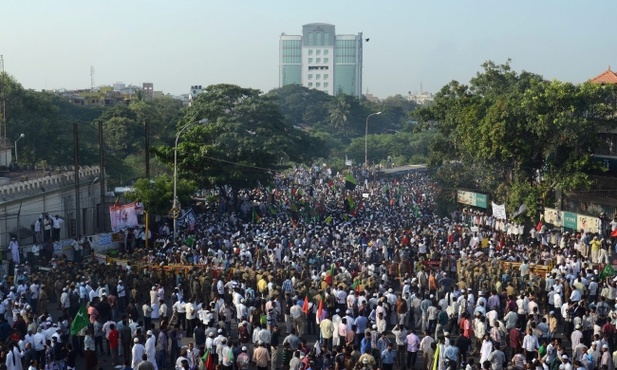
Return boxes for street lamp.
[173,118,208,241]
[364,112,382,166]
[14,133,24,164]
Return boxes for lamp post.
[14,133,24,164]
[364,112,382,167]
[173,118,208,241]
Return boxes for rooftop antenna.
[90,65,95,91]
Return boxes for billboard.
[457,190,488,209]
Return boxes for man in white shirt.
[151,301,160,323]
[116,280,127,310]
[185,299,197,336]
[29,281,40,313]
[159,299,168,320]
[522,328,539,363]
[51,215,64,241]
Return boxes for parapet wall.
[0,166,100,198]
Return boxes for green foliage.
[155,84,320,191]
[92,97,183,186]
[414,60,617,216]
[266,84,331,127]
[328,96,351,133]
[0,72,102,168]
[345,130,438,166]
[125,175,197,216]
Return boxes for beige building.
[0,166,104,246]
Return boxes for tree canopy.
[154,84,320,191]
[414,60,617,216]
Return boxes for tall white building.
[279,23,363,97]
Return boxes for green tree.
[0,72,101,168]
[153,84,319,200]
[328,96,351,132]
[267,84,332,127]
[125,175,197,216]
[414,60,617,216]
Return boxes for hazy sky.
[1,1,616,99]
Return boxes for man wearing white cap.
[601,343,614,370]
[132,337,146,370]
[331,308,341,347]
[145,330,157,370]
[571,324,583,350]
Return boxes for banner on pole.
[109,202,139,232]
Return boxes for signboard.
[544,208,562,227]
[457,190,488,209]
[592,155,617,175]
[559,211,601,233]
[99,233,112,246]
[577,214,601,234]
[111,233,124,242]
[562,211,578,230]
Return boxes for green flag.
[324,215,333,224]
[345,173,357,190]
[600,264,616,280]
[70,306,89,335]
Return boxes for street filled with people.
[2,166,617,370]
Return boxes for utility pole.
[98,121,106,232]
[145,120,150,179]
[73,123,81,237]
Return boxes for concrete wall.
[0,166,103,247]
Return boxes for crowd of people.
[2,165,617,370]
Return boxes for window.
[308,49,313,55]
[324,58,329,63]
[308,74,313,79]
[308,58,313,63]
[324,74,329,79]
[316,58,321,63]
[316,49,321,55]
[324,49,329,55]
[324,82,329,88]
[316,74,321,79]
[316,82,321,87]
[308,82,313,87]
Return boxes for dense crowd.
[2,165,617,370]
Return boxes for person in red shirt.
[107,323,120,366]
[460,313,473,339]
[508,326,523,361]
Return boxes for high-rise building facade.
[279,23,363,97]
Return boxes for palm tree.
[328,97,350,134]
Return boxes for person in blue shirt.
[443,338,459,369]
[360,332,372,354]
[381,342,397,370]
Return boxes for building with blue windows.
[279,23,363,97]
